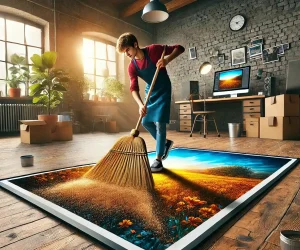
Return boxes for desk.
[175,95,265,132]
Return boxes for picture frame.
[217,53,225,64]
[263,46,279,64]
[231,47,246,66]
[283,43,290,50]
[277,44,285,56]
[251,36,263,46]
[249,44,263,58]
[188,47,197,60]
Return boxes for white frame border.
[0,148,298,250]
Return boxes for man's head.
[116,33,139,58]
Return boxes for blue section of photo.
[220,69,242,80]
[148,148,290,174]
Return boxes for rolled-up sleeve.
[128,63,139,92]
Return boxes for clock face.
[230,15,246,31]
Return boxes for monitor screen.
[213,66,251,97]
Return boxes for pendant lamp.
[142,0,169,23]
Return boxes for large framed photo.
[249,44,263,58]
[188,47,197,60]
[263,46,279,64]
[231,47,246,66]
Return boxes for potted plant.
[103,77,124,102]
[29,51,69,132]
[6,54,30,98]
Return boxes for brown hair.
[116,33,138,53]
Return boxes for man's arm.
[156,46,184,68]
[132,90,147,117]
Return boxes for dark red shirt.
[128,44,185,92]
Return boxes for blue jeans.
[142,121,166,158]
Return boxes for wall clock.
[229,14,246,31]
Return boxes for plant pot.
[9,88,21,98]
[111,97,117,102]
[92,95,98,101]
[38,114,58,132]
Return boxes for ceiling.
[94,0,197,18]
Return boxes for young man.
[117,33,185,172]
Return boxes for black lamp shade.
[142,0,169,23]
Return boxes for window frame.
[0,12,44,96]
[82,36,118,95]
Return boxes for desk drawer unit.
[243,99,263,133]
[179,104,191,132]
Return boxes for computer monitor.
[213,66,251,97]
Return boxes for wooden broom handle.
[135,46,166,130]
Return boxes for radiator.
[0,104,46,132]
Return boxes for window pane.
[107,45,116,61]
[107,61,116,76]
[96,76,104,89]
[7,43,26,62]
[0,18,4,40]
[83,57,94,74]
[6,20,24,44]
[84,74,94,84]
[6,63,13,79]
[0,80,6,96]
[0,41,5,61]
[83,38,94,57]
[0,62,6,79]
[25,25,42,47]
[95,41,106,60]
[96,60,106,75]
[28,47,42,63]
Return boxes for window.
[82,37,117,96]
[0,13,43,96]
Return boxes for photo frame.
[263,46,279,64]
[231,47,246,66]
[251,36,263,46]
[283,43,290,50]
[249,44,263,58]
[218,53,225,64]
[188,47,197,60]
[277,44,285,56]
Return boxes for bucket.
[280,230,300,250]
[228,123,241,138]
[58,112,72,122]
[20,155,34,167]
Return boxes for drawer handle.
[250,101,254,103]
[250,123,254,126]
[250,114,254,117]
[250,108,254,110]
[183,115,187,118]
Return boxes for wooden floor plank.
[0,217,60,247]
[0,132,299,250]
[2,224,74,250]
[0,201,33,219]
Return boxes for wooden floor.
[0,131,299,250]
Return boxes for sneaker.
[162,139,174,161]
[151,159,163,172]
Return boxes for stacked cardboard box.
[260,94,300,140]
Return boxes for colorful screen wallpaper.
[5,148,295,250]
[219,69,243,90]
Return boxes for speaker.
[181,81,199,100]
[286,59,300,94]
[264,76,276,97]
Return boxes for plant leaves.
[52,84,67,92]
[32,96,42,103]
[29,83,44,96]
[42,52,57,68]
[30,54,43,68]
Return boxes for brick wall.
[156,0,300,97]
[156,0,300,130]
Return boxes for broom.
[83,47,166,191]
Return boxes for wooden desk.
[175,95,265,132]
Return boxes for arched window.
[0,13,43,97]
[82,37,117,97]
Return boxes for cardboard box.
[260,117,300,140]
[246,117,260,138]
[265,94,299,117]
[20,120,52,144]
[52,121,73,141]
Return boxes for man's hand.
[156,58,169,69]
[139,105,147,117]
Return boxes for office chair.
[189,94,220,138]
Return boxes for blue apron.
[132,49,171,123]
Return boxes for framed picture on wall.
[249,44,263,58]
[231,47,246,66]
[262,46,279,64]
[188,47,197,60]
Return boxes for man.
[117,33,185,172]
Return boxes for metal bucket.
[58,112,72,122]
[280,230,300,250]
[228,123,241,138]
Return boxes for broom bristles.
[83,135,154,191]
